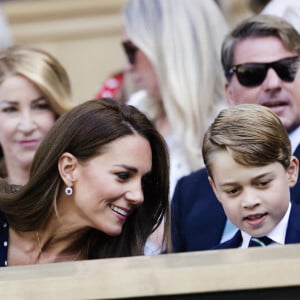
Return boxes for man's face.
[226,36,300,133]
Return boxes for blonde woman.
[122,0,229,198]
[0,46,74,185]
[122,0,229,254]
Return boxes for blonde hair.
[124,0,229,169]
[0,46,73,115]
[202,104,291,178]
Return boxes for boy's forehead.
[210,151,283,183]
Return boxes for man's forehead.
[233,36,295,64]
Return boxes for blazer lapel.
[285,202,300,244]
[290,144,300,204]
[215,230,242,249]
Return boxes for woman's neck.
[6,164,30,185]
[8,219,87,266]
[155,112,172,138]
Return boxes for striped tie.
[248,236,273,247]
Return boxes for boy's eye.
[257,179,271,187]
[225,187,240,195]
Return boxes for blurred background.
[0,0,268,104]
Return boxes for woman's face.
[0,75,56,173]
[122,34,161,100]
[67,134,152,236]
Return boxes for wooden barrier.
[2,0,127,104]
[0,244,300,299]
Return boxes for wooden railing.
[0,244,300,299]
[2,0,127,103]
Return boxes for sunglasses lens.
[235,64,267,87]
[273,59,297,82]
[122,42,138,65]
[232,56,299,87]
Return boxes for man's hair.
[221,14,300,80]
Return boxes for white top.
[261,0,300,33]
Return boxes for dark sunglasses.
[122,41,138,65]
[228,56,299,87]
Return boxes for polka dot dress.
[0,213,8,267]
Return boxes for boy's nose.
[241,189,260,208]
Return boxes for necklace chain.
[35,231,81,262]
[36,231,44,260]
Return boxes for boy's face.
[209,151,298,237]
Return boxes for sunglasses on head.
[122,41,138,65]
[228,56,299,87]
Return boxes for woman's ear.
[58,152,78,186]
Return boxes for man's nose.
[262,67,282,91]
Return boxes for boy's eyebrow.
[219,172,272,187]
[251,172,272,181]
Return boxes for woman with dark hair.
[0,98,170,266]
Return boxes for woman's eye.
[116,172,130,180]
[1,106,17,113]
[34,102,51,110]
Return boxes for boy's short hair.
[202,104,291,178]
[221,14,300,81]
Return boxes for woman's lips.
[18,139,40,148]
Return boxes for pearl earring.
[65,186,73,196]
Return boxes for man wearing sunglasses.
[171,14,300,253]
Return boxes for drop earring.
[65,186,73,196]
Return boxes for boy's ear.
[58,152,78,186]
[287,156,299,188]
[208,176,220,201]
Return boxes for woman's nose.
[125,181,144,206]
[17,112,37,133]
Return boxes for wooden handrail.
[0,244,300,299]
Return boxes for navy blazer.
[215,201,300,249]
[171,145,300,252]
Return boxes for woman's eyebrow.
[113,164,138,173]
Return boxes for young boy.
[202,104,300,249]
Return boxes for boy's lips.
[244,212,267,226]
